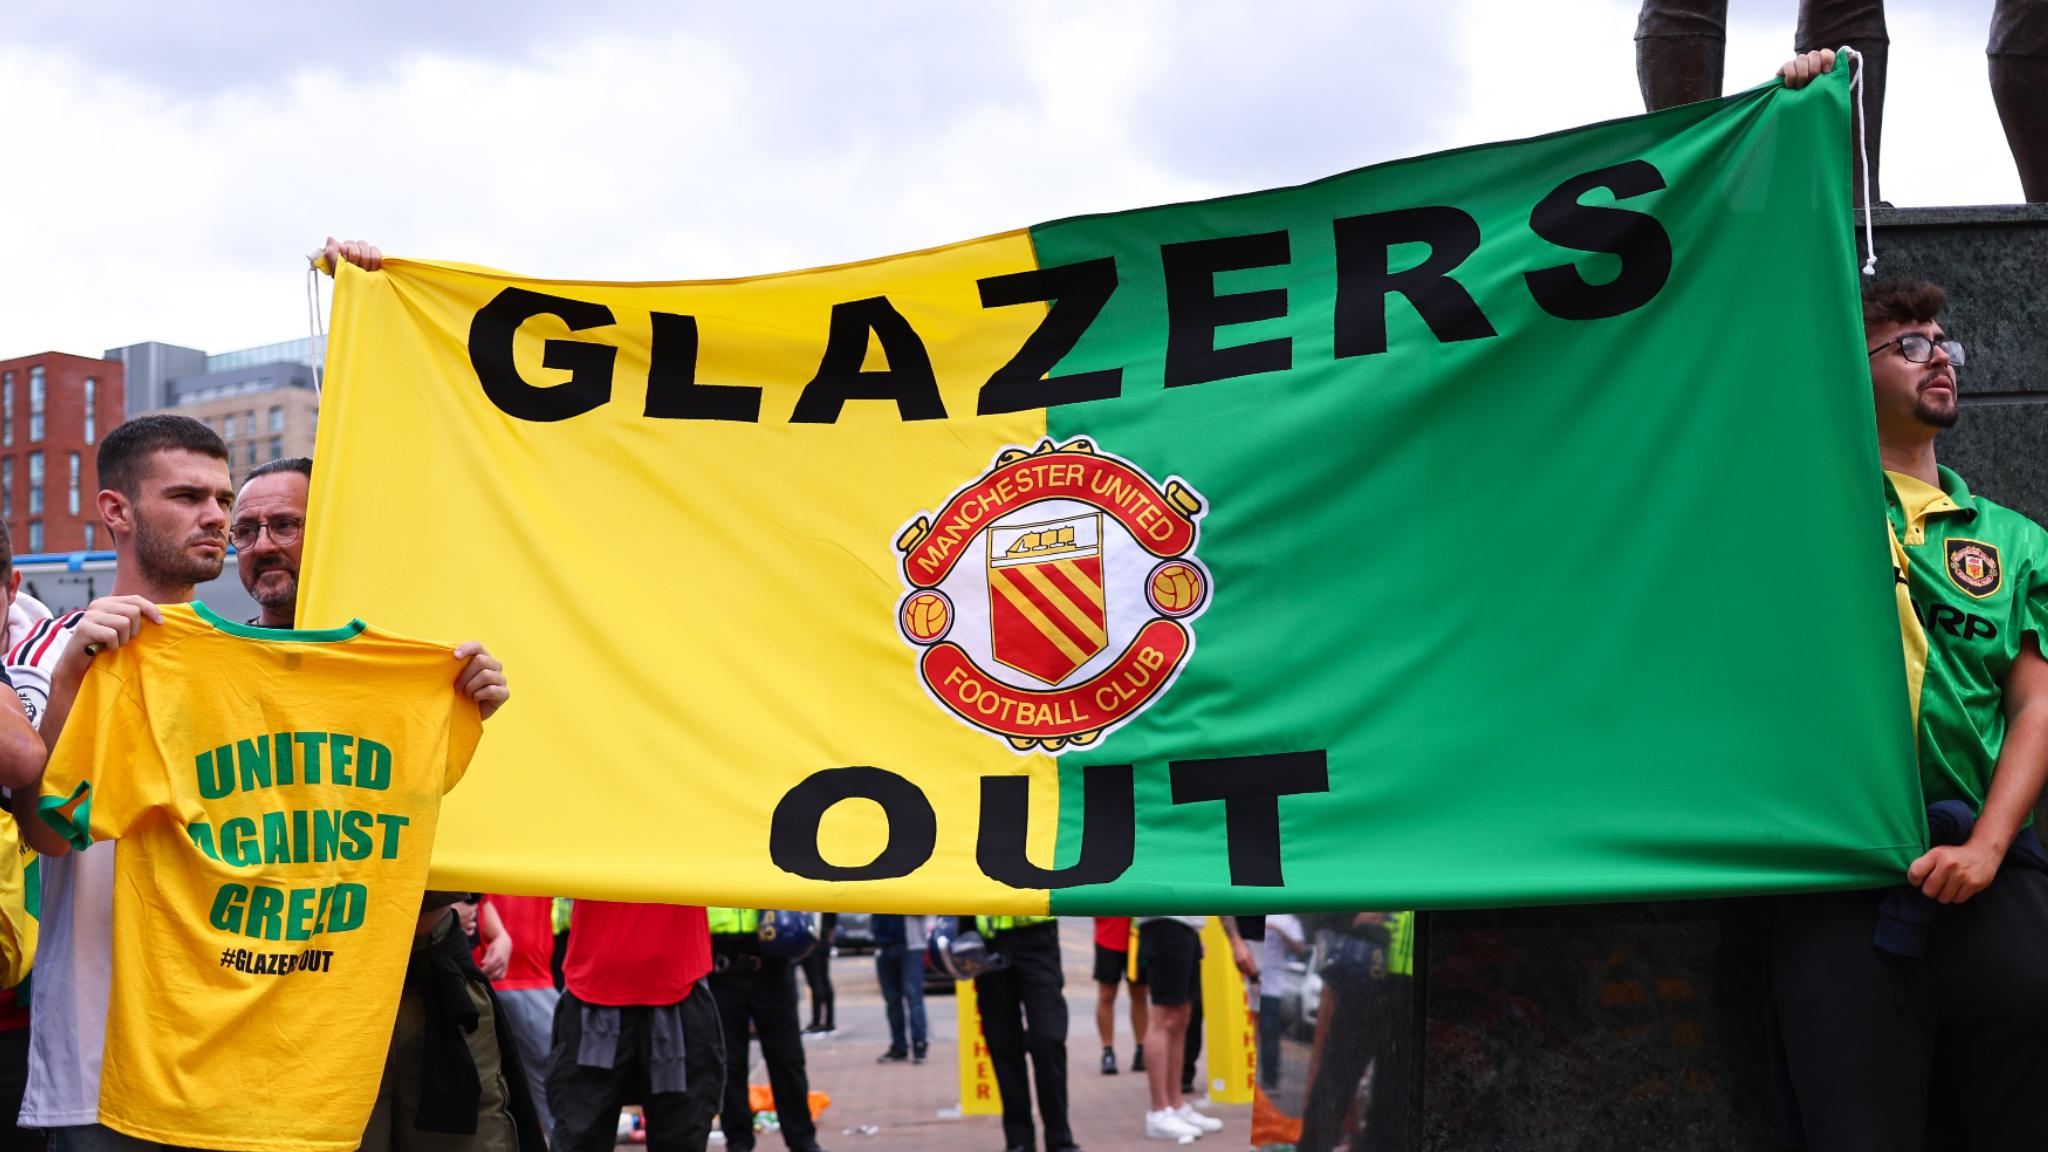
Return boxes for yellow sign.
[954,978,1003,1115]
[1200,918,1255,1104]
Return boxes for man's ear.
[97,488,130,538]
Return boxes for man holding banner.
[1727,63,2048,1141]
[1763,269,2048,1150]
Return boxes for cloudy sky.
[0,0,2017,360]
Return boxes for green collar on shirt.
[193,601,367,643]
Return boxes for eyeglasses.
[229,516,304,549]
[1868,333,1966,366]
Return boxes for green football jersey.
[1884,467,2048,812]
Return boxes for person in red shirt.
[1090,917,1147,1076]
[549,902,723,1152]
[478,896,562,1138]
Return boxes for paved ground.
[719,920,1253,1152]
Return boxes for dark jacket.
[873,913,909,949]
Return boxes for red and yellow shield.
[987,515,1106,684]
[895,438,1210,752]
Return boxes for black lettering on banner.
[1169,750,1330,887]
[1333,206,1497,358]
[1524,159,1673,321]
[770,766,937,881]
[467,288,618,422]
[790,297,947,423]
[644,311,762,422]
[1163,231,1293,388]
[976,258,1123,414]
[977,762,1134,889]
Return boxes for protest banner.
[305,67,1921,911]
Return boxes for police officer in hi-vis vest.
[973,915,1079,1152]
[705,909,826,1152]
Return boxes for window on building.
[268,436,283,460]
[224,414,237,439]
[67,453,80,516]
[28,450,42,517]
[28,368,44,444]
[27,522,41,554]
[269,406,284,434]
[83,523,94,551]
[3,373,13,447]
[2,458,11,519]
[246,441,257,467]
[84,377,97,444]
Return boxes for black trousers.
[1769,865,2048,1152]
[799,948,834,1030]
[546,989,725,1152]
[1298,968,1414,1152]
[975,922,1071,1150]
[0,1027,39,1152]
[707,957,817,1151]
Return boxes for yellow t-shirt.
[38,603,482,1152]
[0,810,35,991]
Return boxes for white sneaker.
[1145,1108,1202,1141]
[1175,1104,1224,1133]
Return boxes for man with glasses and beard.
[1760,269,2048,1150]
[232,456,311,627]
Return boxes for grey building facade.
[105,336,323,419]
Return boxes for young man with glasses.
[1765,275,2048,1151]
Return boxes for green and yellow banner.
[304,68,1922,912]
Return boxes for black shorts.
[1093,943,1147,986]
[1139,920,1201,1006]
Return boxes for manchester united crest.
[1945,538,2002,598]
[894,439,1210,752]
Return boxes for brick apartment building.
[0,352,128,555]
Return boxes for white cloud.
[0,0,2027,362]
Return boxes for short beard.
[1915,373,1960,429]
[250,569,298,617]
[134,515,225,589]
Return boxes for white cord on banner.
[304,262,328,398]
[1843,45,1877,276]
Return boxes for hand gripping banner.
[304,67,1923,913]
